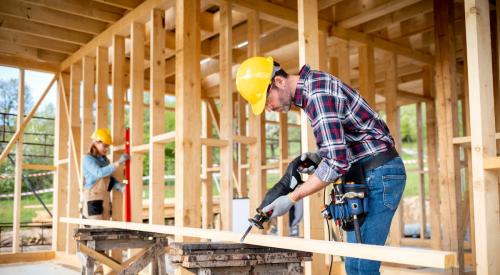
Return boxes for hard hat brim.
[250,91,267,115]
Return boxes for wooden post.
[12,69,24,253]
[202,101,214,229]
[277,112,289,236]
[298,0,326,273]
[433,0,463,271]
[149,9,165,225]
[332,40,350,84]
[358,45,376,107]
[82,56,95,169]
[130,22,145,223]
[422,66,441,250]
[464,1,500,274]
[384,52,402,246]
[174,0,201,239]
[111,34,126,261]
[247,10,264,227]
[237,98,248,198]
[66,62,81,254]
[219,0,233,231]
[416,103,426,240]
[53,72,69,251]
[96,46,108,130]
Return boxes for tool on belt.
[321,147,399,243]
[240,155,316,243]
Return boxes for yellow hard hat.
[236,56,274,115]
[91,128,112,145]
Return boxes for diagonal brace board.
[61,217,457,269]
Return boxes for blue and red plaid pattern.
[294,65,395,183]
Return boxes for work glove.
[297,151,321,174]
[117,153,130,165]
[262,194,296,219]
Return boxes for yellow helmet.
[236,56,274,115]
[91,128,112,145]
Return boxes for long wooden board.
[61,217,457,269]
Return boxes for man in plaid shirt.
[236,56,406,275]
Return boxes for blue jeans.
[345,156,406,275]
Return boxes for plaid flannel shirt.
[294,65,395,183]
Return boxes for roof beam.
[60,0,176,71]
[0,54,58,72]
[318,0,344,11]
[22,0,122,23]
[0,29,79,54]
[223,0,433,64]
[0,0,108,35]
[0,15,92,45]
[337,0,421,29]
[0,39,67,62]
[93,0,143,10]
[359,0,433,34]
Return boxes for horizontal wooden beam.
[152,131,175,144]
[225,0,433,64]
[61,217,457,269]
[22,163,56,171]
[22,0,122,23]
[131,144,149,154]
[0,54,59,73]
[233,135,257,145]
[484,157,500,170]
[0,251,55,264]
[452,133,500,145]
[201,138,229,147]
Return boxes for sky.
[0,65,57,114]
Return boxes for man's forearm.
[289,174,328,201]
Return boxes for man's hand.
[297,151,321,174]
[261,194,296,219]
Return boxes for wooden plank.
[66,63,81,254]
[237,97,248,198]
[111,34,126,262]
[152,132,176,144]
[12,69,24,253]
[201,138,229,147]
[60,0,176,71]
[332,39,350,83]
[61,217,458,269]
[384,52,402,246]
[0,251,55,264]
[422,66,441,250]
[0,29,79,54]
[81,56,95,167]
[23,0,122,23]
[53,76,69,252]
[0,0,108,35]
[337,0,420,29]
[0,76,56,165]
[433,0,463,272]
[0,54,58,73]
[174,0,201,243]
[416,103,426,240]
[298,0,326,273]
[218,0,233,231]
[247,10,264,229]
[96,46,108,130]
[201,101,214,229]
[130,21,145,223]
[464,1,500,274]
[78,243,123,271]
[358,44,376,107]
[277,112,289,237]
[22,163,56,171]
[149,9,165,225]
[452,133,500,145]
[233,135,257,144]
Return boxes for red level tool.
[125,128,131,222]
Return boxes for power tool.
[321,165,369,243]
[240,155,317,242]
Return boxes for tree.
[0,78,33,120]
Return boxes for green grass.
[0,193,53,224]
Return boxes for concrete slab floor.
[0,261,80,275]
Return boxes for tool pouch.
[339,163,369,232]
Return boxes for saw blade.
[240,225,252,243]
